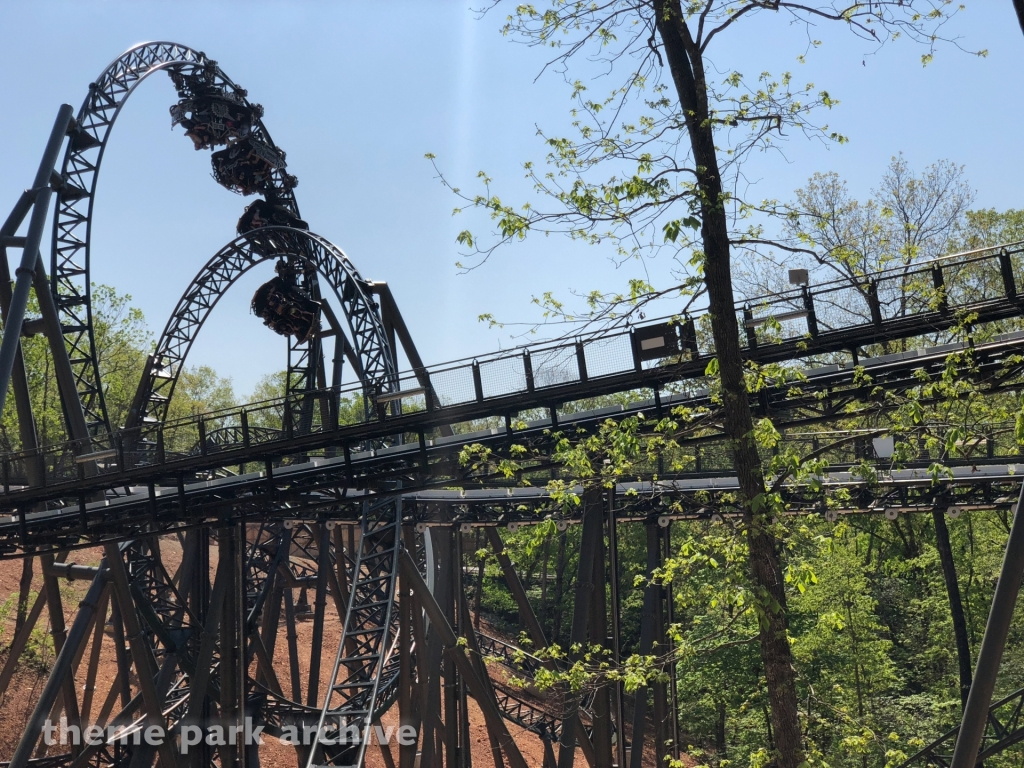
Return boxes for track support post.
[0,104,75,421]
[950,481,1024,766]
[399,549,529,768]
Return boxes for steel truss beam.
[123,227,397,446]
[50,42,301,440]
[5,329,1024,553]
[7,276,1024,516]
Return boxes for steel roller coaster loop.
[49,41,374,444]
[0,39,571,768]
[109,225,407,767]
[53,43,264,439]
[122,226,399,454]
[0,41,411,768]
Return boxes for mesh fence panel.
[814,284,872,330]
[431,365,477,406]
[583,333,634,378]
[531,344,580,389]
[479,355,528,399]
[876,271,932,320]
[944,257,1005,306]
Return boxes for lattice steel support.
[951,481,1024,766]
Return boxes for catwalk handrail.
[3,239,1024,499]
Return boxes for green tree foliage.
[467,172,1024,765]
[438,6,985,765]
[0,284,242,455]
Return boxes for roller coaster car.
[211,137,287,195]
[251,276,320,342]
[236,198,309,234]
[170,92,262,150]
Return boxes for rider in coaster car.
[174,95,263,150]
[250,261,320,343]
[211,137,286,195]
[169,68,263,148]
[236,198,309,234]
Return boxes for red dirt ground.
[0,539,564,767]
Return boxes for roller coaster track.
[1,41,411,768]
[51,42,299,440]
[7,39,1024,768]
[123,226,397,443]
[474,631,592,741]
[4,319,1024,540]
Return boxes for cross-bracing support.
[399,548,529,768]
[483,527,599,766]
[0,103,93,466]
[6,559,107,768]
[0,104,73,417]
[951,481,1024,766]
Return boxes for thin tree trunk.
[654,2,803,765]
[932,508,973,708]
[539,537,550,631]
[716,699,727,757]
[474,529,484,630]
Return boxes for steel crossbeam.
[3,329,1024,543]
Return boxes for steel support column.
[399,550,529,768]
[484,526,596,767]
[0,105,74,418]
[557,491,604,768]
[629,523,661,768]
[951,482,1024,766]
[590,519,613,767]
[6,561,105,768]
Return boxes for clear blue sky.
[1,1,1021,397]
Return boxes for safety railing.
[3,241,1023,491]
[738,241,1024,349]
